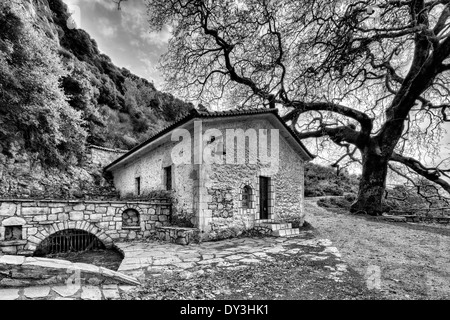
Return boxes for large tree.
[144,0,450,215]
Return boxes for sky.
[62,0,169,89]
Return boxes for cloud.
[78,0,117,11]
[64,0,80,5]
[130,39,140,47]
[139,25,172,48]
[119,2,172,48]
[61,0,167,88]
[97,18,118,37]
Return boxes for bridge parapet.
[0,199,172,256]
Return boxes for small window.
[122,209,140,227]
[164,166,172,190]
[242,185,252,209]
[135,177,141,195]
[5,226,22,241]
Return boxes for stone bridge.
[0,199,172,256]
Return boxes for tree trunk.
[350,146,390,216]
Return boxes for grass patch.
[317,197,353,214]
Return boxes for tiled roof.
[104,108,314,171]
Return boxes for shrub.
[284,217,303,229]
[323,184,344,196]
[0,3,87,166]
[344,193,357,202]
[120,135,139,149]
[304,163,359,197]
[121,189,174,201]
[58,47,73,59]
[304,187,324,197]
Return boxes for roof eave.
[104,108,315,170]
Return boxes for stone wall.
[155,226,200,245]
[0,199,171,256]
[111,139,196,226]
[207,187,234,218]
[198,118,306,240]
[89,145,128,167]
[0,255,139,288]
[108,115,307,241]
[0,144,126,200]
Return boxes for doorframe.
[257,175,274,220]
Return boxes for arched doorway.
[34,229,105,256]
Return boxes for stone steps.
[256,222,292,231]
[254,221,300,238]
[272,228,300,237]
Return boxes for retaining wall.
[0,199,171,255]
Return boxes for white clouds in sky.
[120,2,172,48]
[61,0,172,89]
[97,17,118,37]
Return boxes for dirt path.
[305,200,450,300]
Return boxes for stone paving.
[0,232,347,300]
[0,284,136,300]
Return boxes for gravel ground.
[305,200,450,300]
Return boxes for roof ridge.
[197,107,278,115]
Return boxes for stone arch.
[122,209,140,227]
[25,220,114,253]
[117,204,144,217]
[118,205,144,229]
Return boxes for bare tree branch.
[112,0,128,10]
[144,0,450,214]
[390,152,450,194]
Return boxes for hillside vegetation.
[304,162,359,197]
[0,0,194,198]
[0,0,192,167]
[307,163,450,217]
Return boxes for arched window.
[242,185,252,209]
[122,209,140,227]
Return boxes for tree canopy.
[0,1,86,165]
[0,0,194,164]
[145,0,450,214]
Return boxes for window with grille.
[242,185,252,209]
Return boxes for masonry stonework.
[112,141,196,226]
[197,118,305,240]
[207,187,234,218]
[0,199,171,255]
[106,110,311,242]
